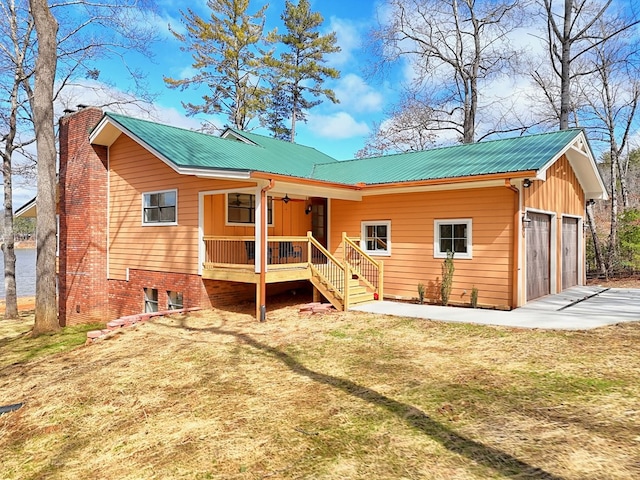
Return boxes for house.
[54,106,607,325]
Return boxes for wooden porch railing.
[202,232,382,310]
[202,236,309,270]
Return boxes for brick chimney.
[58,106,109,326]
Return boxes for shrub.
[471,286,478,308]
[417,283,425,304]
[441,251,455,306]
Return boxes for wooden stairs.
[307,232,382,312]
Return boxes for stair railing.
[307,232,346,304]
[342,233,384,300]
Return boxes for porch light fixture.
[305,204,312,215]
[283,194,290,204]
[522,212,532,228]
[522,178,532,188]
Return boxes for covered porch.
[201,233,383,318]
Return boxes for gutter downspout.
[258,179,275,322]
[506,180,521,309]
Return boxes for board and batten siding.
[330,187,516,309]
[203,194,311,237]
[108,134,256,280]
[523,154,586,291]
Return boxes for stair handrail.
[307,232,346,301]
[342,233,384,300]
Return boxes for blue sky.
[74,0,396,161]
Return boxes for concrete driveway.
[350,286,640,330]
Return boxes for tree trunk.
[2,154,18,319]
[586,202,606,277]
[559,0,573,130]
[30,0,60,335]
[607,151,618,274]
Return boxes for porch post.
[257,180,274,321]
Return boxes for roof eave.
[359,170,539,191]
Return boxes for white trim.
[198,191,205,276]
[141,188,178,226]
[106,147,110,279]
[360,220,392,257]
[434,219,473,259]
[326,198,331,252]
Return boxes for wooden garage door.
[562,217,579,290]
[526,212,551,301]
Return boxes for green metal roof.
[104,112,586,186]
[311,129,584,185]
[105,112,338,178]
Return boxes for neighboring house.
[53,106,606,325]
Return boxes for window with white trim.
[434,219,472,259]
[144,288,158,313]
[142,189,177,225]
[167,291,183,310]
[361,221,391,256]
[227,193,273,225]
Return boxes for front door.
[526,212,551,301]
[310,197,327,248]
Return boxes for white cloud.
[334,74,384,113]
[326,17,363,67]
[307,112,370,139]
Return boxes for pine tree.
[266,0,340,142]
[165,0,271,131]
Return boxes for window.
[361,221,391,256]
[143,190,177,225]
[167,291,183,310]
[144,288,158,313]
[227,193,273,225]
[434,219,472,259]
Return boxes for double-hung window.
[143,190,177,225]
[227,193,273,225]
[434,219,472,259]
[361,221,391,256]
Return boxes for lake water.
[0,249,36,298]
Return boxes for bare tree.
[356,92,437,157]
[370,0,524,146]
[29,0,59,335]
[0,0,35,319]
[578,17,640,272]
[535,0,640,129]
[1,0,157,328]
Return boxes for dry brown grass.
[1,295,639,479]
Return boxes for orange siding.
[108,135,255,279]
[523,154,586,289]
[331,187,516,308]
[205,194,311,236]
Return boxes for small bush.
[417,283,425,304]
[441,251,455,306]
[471,286,479,308]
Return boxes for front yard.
[1,300,638,479]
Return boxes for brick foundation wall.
[108,269,214,318]
[58,107,109,326]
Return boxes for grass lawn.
[1,299,639,479]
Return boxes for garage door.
[562,217,579,290]
[526,212,551,301]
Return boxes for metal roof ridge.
[334,128,585,164]
[104,112,261,146]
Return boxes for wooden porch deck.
[202,234,383,312]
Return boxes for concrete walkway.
[351,286,640,330]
